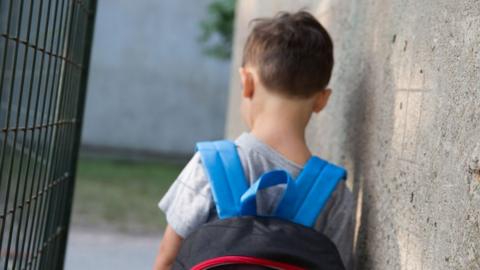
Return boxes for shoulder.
[158,152,214,237]
[315,181,354,231]
[173,152,211,197]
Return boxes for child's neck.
[250,107,312,166]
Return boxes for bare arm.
[153,225,183,270]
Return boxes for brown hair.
[242,11,334,98]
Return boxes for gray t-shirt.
[159,132,355,269]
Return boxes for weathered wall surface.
[82,0,230,156]
[226,1,480,269]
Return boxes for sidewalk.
[65,226,161,270]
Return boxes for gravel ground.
[64,226,162,270]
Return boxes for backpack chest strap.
[197,140,347,228]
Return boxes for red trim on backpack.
[191,256,305,270]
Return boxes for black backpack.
[173,141,347,270]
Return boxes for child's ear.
[313,88,332,113]
[239,67,255,99]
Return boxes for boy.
[154,11,354,270]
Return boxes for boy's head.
[239,11,334,128]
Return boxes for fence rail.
[0,0,96,269]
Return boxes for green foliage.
[199,0,236,60]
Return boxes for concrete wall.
[82,0,230,156]
[226,1,480,269]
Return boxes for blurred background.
[2,0,477,269]
[64,0,235,269]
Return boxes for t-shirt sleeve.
[315,181,355,270]
[158,153,214,238]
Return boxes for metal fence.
[0,0,96,269]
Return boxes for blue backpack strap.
[293,163,346,227]
[275,156,347,227]
[240,170,294,216]
[196,140,248,219]
[275,157,327,220]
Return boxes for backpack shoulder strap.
[196,140,248,219]
[275,156,347,227]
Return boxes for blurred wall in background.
[81,0,230,158]
[226,1,480,269]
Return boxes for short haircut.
[242,11,334,98]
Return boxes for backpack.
[173,140,347,270]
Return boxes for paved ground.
[64,226,162,270]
